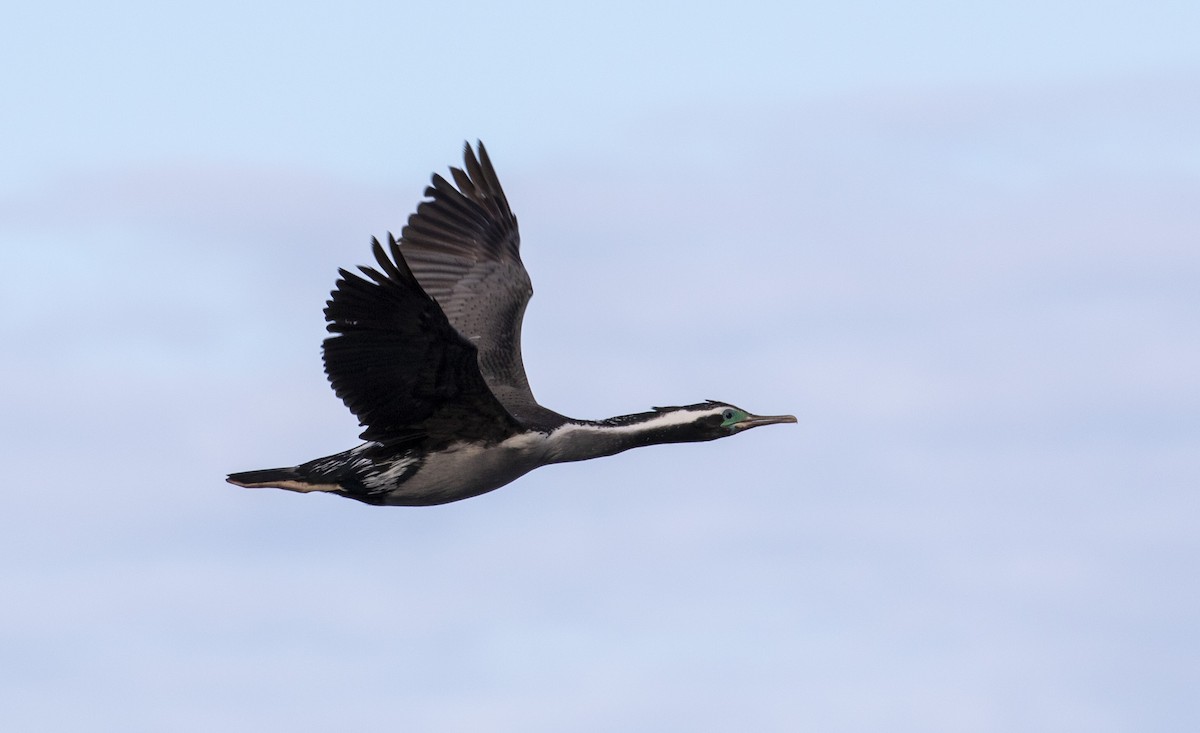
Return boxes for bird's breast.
[373,432,551,506]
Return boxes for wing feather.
[397,141,566,428]
[322,234,521,445]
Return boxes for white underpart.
[380,433,553,504]
[362,454,420,490]
[497,431,549,451]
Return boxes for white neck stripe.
[550,406,724,438]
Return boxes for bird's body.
[228,143,795,506]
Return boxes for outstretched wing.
[398,141,564,427]
[322,234,521,445]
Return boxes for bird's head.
[699,400,797,438]
[632,400,797,443]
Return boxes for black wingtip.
[463,139,490,168]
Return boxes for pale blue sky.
[2,2,1198,731]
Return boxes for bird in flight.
[228,142,795,505]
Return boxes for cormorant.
[228,143,795,505]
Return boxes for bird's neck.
[544,409,706,464]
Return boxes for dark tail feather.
[227,467,306,489]
[227,467,300,486]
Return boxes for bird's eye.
[722,409,735,421]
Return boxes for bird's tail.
[226,467,339,493]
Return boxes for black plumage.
[228,142,795,506]
[322,234,520,447]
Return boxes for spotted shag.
[228,143,795,505]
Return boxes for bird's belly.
[377,437,546,506]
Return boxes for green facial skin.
[721,409,749,429]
